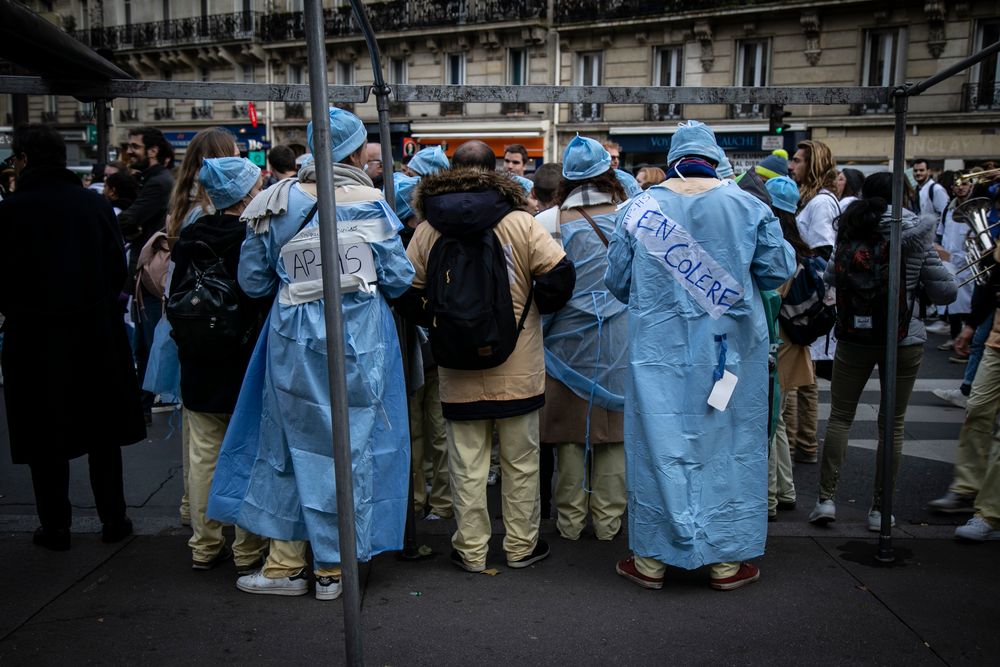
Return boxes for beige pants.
[180,408,191,523]
[446,410,541,566]
[186,410,267,566]
[768,392,797,513]
[555,442,626,540]
[952,346,1000,499]
[634,555,739,579]
[784,383,819,456]
[262,539,340,578]
[410,375,453,518]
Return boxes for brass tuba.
[954,197,1000,287]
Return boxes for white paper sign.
[707,370,739,411]
[623,192,744,319]
[281,237,377,289]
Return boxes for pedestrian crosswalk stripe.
[816,379,963,392]
[816,403,964,423]
[848,439,957,464]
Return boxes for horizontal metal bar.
[391,85,891,105]
[0,76,369,102]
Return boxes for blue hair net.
[764,175,801,214]
[199,157,261,210]
[407,146,450,176]
[717,154,734,179]
[667,120,721,164]
[307,107,367,163]
[615,169,642,199]
[392,172,420,221]
[511,173,534,195]
[562,135,611,180]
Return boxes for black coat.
[0,166,147,464]
[168,213,270,413]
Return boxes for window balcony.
[71,12,258,51]
[556,0,762,24]
[571,102,602,122]
[731,102,766,120]
[153,107,175,120]
[192,106,214,120]
[646,103,682,122]
[284,102,306,119]
[233,104,250,119]
[963,82,1000,112]
[119,109,140,122]
[75,109,95,122]
[41,110,58,123]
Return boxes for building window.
[198,68,212,111]
[241,64,256,84]
[446,53,466,85]
[288,64,303,84]
[336,60,355,86]
[574,51,602,121]
[508,48,528,86]
[80,0,90,31]
[733,39,769,118]
[858,28,906,113]
[162,0,169,21]
[649,45,683,121]
[968,20,1000,111]
[389,57,407,85]
[42,95,59,123]
[162,71,173,115]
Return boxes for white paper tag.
[281,238,378,289]
[853,315,873,329]
[707,370,739,412]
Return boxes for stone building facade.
[2,0,998,171]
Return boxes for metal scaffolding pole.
[303,0,364,664]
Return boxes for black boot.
[33,526,71,551]
[102,516,133,543]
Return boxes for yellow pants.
[410,375,453,518]
[784,382,819,456]
[952,346,1000,499]
[768,392,797,513]
[180,408,190,523]
[634,555,739,580]
[446,410,540,566]
[186,410,267,566]
[554,442,626,540]
[262,539,341,579]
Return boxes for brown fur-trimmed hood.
[412,167,530,236]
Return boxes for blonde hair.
[166,127,238,237]
[637,166,666,189]
[796,140,838,207]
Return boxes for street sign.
[761,135,783,151]
[248,150,266,167]
[87,123,97,145]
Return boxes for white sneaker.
[867,509,896,532]
[315,575,342,601]
[955,515,1000,541]
[808,498,836,525]
[925,320,950,335]
[936,339,954,351]
[932,388,968,409]
[236,569,309,596]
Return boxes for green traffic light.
[775,127,783,134]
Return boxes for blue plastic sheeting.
[543,209,627,412]
[208,183,414,567]
[604,182,794,570]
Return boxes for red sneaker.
[710,562,760,591]
[615,556,664,590]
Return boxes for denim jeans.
[963,316,993,388]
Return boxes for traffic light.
[769,104,792,135]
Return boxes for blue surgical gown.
[604,181,794,569]
[208,183,414,567]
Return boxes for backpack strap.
[297,202,319,235]
[573,207,610,247]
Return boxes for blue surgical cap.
[615,168,642,199]
[717,154,734,179]
[765,175,801,214]
[307,107,367,163]
[199,157,261,210]
[562,135,611,181]
[392,172,420,222]
[407,146,450,176]
[511,173,534,196]
[667,120,721,164]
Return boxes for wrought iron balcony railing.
[75,109,94,122]
[119,109,140,122]
[556,0,774,24]
[963,82,1000,112]
[154,107,175,120]
[72,11,258,51]
[646,103,682,122]
[40,110,58,123]
[192,106,214,119]
[233,104,249,119]
[260,1,545,42]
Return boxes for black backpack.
[778,256,837,346]
[166,240,252,355]
[832,235,911,345]
[424,228,532,370]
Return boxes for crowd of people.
[2,111,1000,601]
